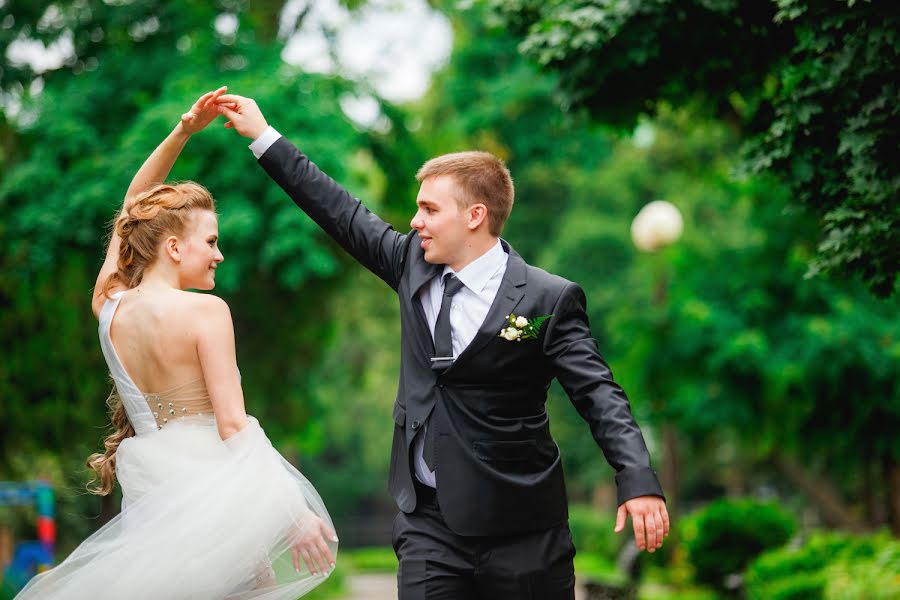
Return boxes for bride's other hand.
[180,86,228,135]
[290,516,338,576]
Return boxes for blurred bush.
[568,505,621,561]
[745,531,900,600]
[342,546,398,573]
[680,498,795,591]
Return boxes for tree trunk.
[862,455,885,528]
[661,424,680,517]
[885,456,900,537]
[770,452,864,531]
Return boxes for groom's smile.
[411,175,472,268]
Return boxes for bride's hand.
[290,516,338,576]
[180,86,227,135]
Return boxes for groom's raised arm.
[217,95,408,290]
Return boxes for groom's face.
[411,175,469,266]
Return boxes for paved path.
[340,574,396,600]
[339,573,587,600]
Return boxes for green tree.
[540,106,900,534]
[0,0,395,541]
[489,0,899,296]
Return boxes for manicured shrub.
[745,530,898,600]
[824,536,900,599]
[680,498,795,591]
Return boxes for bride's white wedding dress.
[16,292,338,599]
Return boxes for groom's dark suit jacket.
[259,137,664,537]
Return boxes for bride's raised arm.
[91,87,227,319]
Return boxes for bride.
[15,88,338,599]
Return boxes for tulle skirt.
[16,416,338,599]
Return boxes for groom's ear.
[466,203,488,231]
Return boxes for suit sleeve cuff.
[615,467,666,506]
[249,126,282,159]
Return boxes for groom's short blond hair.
[416,151,514,237]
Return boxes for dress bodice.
[141,378,214,430]
[98,291,214,435]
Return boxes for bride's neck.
[138,265,181,292]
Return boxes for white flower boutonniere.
[499,313,553,342]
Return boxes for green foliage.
[823,536,900,600]
[744,2,900,297]
[537,105,899,522]
[489,0,787,125]
[680,498,795,591]
[568,504,620,560]
[635,582,720,600]
[489,0,900,296]
[1,2,898,583]
[0,0,394,543]
[0,580,16,600]
[745,531,900,600]
[568,506,642,587]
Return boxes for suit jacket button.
[412,420,420,429]
[438,384,445,389]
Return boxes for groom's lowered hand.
[615,495,670,553]
[215,94,269,140]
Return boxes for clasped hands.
[175,85,270,141]
[173,86,264,141]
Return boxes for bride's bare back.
[109,288,209,393]
[105,287,246,439]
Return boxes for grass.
[341,546,399,573]
[299,564,348,600]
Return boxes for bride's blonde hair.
[87,182,216,495]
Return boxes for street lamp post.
[631,200,683,516]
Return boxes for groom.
[218,95,668,598]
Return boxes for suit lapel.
[445,241,527,374]
[407,233,443,301]
[406,232,442,356]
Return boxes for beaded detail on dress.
[142,377,214,430]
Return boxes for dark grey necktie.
[424,273,464,470]
[430,273,465,372]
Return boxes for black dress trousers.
[393,481,576,600]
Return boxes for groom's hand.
[214,94,269,140]
[615,495,670,552]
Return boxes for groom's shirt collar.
[442,239,507,295]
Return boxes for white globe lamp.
[630,200,684,252]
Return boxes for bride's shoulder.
[173,291,232,322]
[176,293,235,347]
[179,290,229,309]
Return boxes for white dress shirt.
[249,126,282,158]
[248,128,509,487]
